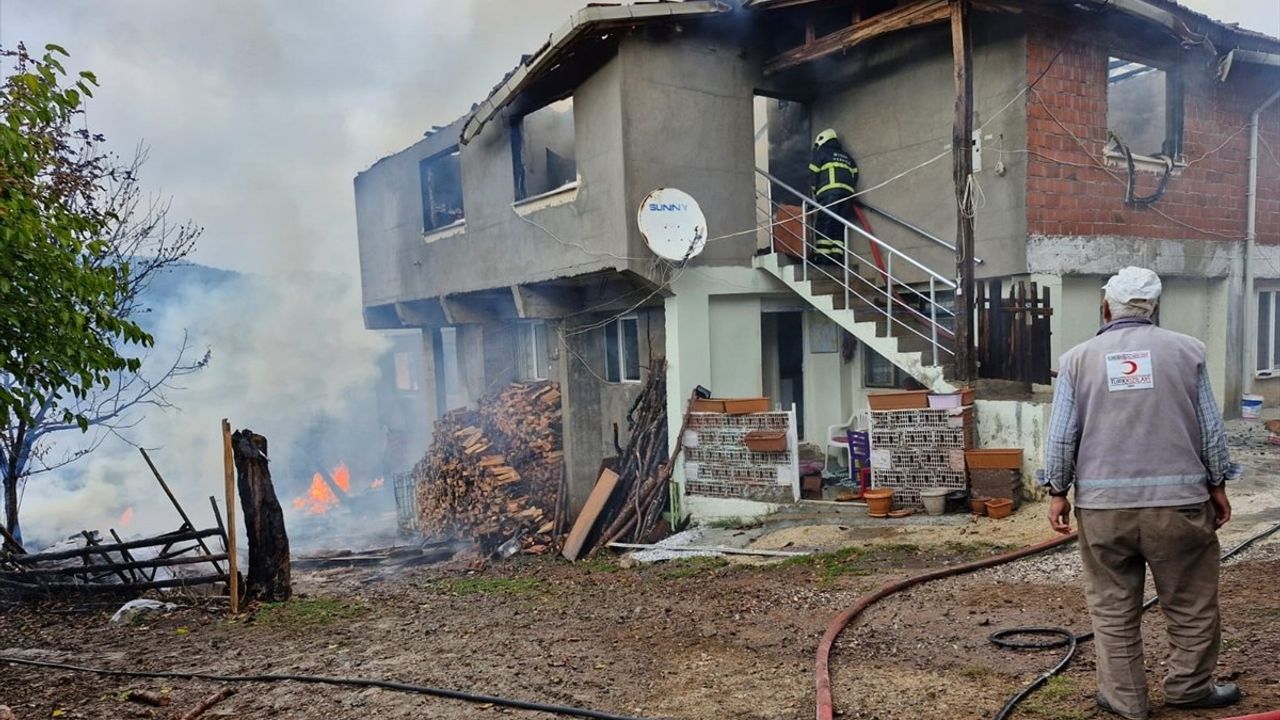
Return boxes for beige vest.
[1061,320,1210,509]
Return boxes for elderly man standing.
[1041,266,1240,719]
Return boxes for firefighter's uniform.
[808,129,859,265]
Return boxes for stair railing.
[755,168,955,366]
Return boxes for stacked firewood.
[595,358,670,546]
[413,381,564,554]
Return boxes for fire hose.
[0,656,657,720]
[815,519,1280,720]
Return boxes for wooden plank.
[561,469,621,562]
[8,552,231,578]
[766,1,949,75]
[222,418,240,615]
[10,528,222,565]
[607,543,810,558]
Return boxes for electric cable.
[0,655,659,720]
[989,518,1280,720]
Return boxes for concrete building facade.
[355,0,1280,520]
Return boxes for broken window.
[1106,56,1183,158]
[420,148,465,232]
[605,316,641,383]
[519,321,550,381]
[393,351,419,392]
[512,98,577,201]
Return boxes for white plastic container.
[919,487,949,516]
[1242,394,1263,419]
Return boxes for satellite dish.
[637,188,707,262]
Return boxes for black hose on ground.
[990,519,1280,720]
[0,655,658,720]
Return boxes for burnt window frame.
[510,97,579,203]
[1104,52,1185,161]
[419,146,466,233]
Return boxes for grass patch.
[1017,676,1088,720]
[658,557,729,579]
[441,576,546,597]
[577,555,622,574]
[957,665,992,679]
[776,547,872,583]
[255,598,369,627]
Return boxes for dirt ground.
[3,419,1279,720]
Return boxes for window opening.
[512,98,577,201]
[1257,290,1280,376]
[420,148,464,232]
[393,351,419,392]
[520,322,550,381]
[604,316,641,383]
[1106,56,1183,159]
[863,345,908,389]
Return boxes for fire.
[331,462,351,494]
[370,477,385,490]
[293,472,340,515]
[119,507,134,527]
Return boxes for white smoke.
[18,268,392,549]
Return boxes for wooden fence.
[976,279,1053,385]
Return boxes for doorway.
[762,310,805,439]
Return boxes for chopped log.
[0,525,25,555]
[231,429,291,602]
[124,689,170,707]
[178,687,236,720]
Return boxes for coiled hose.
[816,519,1280,720]
[0,656,656,720]
[990,519,1280,720]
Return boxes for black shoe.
[1166,683,1241,709]
[1097,693,1149,720]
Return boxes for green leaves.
[0,43,150,430]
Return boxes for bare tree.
[1,146,206,544]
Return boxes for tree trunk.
[231,429,291,601]
[2,472,18,546]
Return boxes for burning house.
[354,1,1280,523]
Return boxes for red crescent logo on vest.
[1122,360,1139,375]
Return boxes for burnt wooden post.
[950,0,976,381]
[231,429,292,601]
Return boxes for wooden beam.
[951,0,977,382]
[765,0,949,75]
[221,418,240,615]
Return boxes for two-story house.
[355,0,1280,520]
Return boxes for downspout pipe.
[1243,87,1280,397]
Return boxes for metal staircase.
[752,168,959,393]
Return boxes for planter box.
[723,397,770,415]
[867,390,930,411]
[927,388,975,408]
[691,398,726,413]
[969,468,1024,510]
[744,430,787,452]
[965,448,1023,470]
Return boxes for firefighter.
[808,128,859,265]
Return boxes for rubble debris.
[110,599,178,624]
[291,541,460,570]
[412,381,564,554]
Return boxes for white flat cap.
[1103,266,1162,304]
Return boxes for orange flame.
[120,507,135,527]
[370,477,385,490]
[293,472,340,515]
[331,462,351,494]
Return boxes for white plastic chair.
[823,411,868,478]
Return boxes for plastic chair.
[823,411,868,478]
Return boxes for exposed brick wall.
[1025,23,1280,245]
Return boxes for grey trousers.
[1076,502,1221,719]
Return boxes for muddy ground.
[1,520,1278,720]
[4,419,1279,720]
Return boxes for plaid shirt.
[1042,324,1240,495]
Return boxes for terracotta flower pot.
[969,496,989,515]
[863,488,894,516]
[985,498,1013,519]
